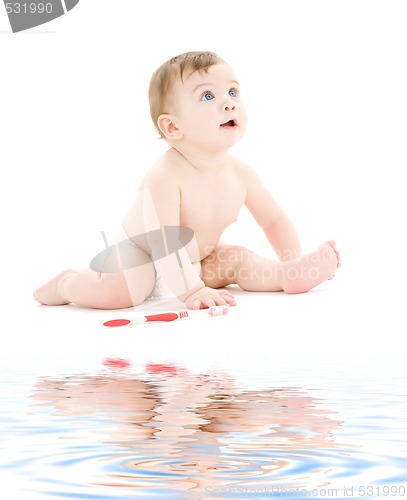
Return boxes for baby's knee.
[207,245,252,266]
[224,246,254,268]
[201,245,254,288]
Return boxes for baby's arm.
[242,165,302,261]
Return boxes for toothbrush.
[103,305,229,327]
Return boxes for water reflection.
[29,361,345,498]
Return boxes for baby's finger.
[191,297,216,310]
[216,292,236,305]
[191,299,202,310]
[203,297,217,309]
[210,295,228,307]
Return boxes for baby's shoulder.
[141,150,180,187]
[229,155,256,179]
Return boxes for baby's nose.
[223,98,236,111]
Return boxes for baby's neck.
[172,147,230,173]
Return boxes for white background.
[2,7,407,498]
[1,1,406,359]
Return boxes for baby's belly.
[193,227,230,260]
[182,209,241,261]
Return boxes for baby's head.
[149,51,225,139]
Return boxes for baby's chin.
[219,127,245,146]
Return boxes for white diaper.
[146,261,202,301]
[107,227,201,301]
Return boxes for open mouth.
[220,119,237,128]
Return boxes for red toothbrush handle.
[145,312,179,322]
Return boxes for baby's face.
[170,63,247,152]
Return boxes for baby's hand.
[184,286,237,310]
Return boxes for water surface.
[1,352,406,500]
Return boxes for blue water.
[1,350,406,500]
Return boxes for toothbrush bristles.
[208,306,229,317]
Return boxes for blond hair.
[149,51,225,138]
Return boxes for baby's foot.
[33,270,77,305]
[282,241,340,294]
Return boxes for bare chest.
[179,177,246,250]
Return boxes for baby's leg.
[201,241,340,294]
[34,262,156,310]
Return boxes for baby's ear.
[157,114,183,141]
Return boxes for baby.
[34,51,340,311]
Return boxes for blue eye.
[201,91,214,101]
[229,88,238,97]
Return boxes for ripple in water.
[1,362,406,499]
